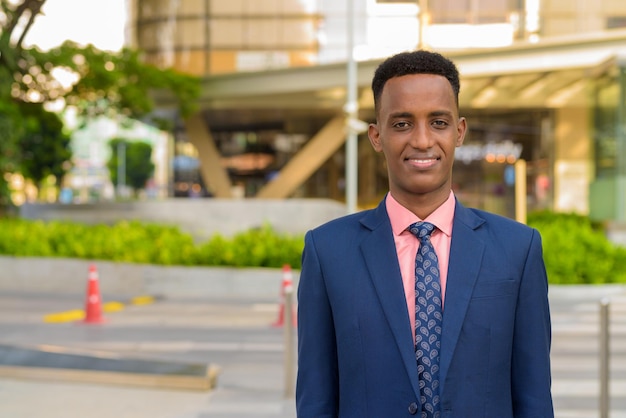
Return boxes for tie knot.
[408,222,436,242]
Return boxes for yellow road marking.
[103,301,125,312]
[131,295,155,305]
[44,310,84,323]
[43,295,157,323]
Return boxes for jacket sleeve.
[296,230,339,418]
[511,229,554,417]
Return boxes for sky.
[24,0,127,51]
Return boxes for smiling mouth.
[405,157,440,170]
[406,157,440,163]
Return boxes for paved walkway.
[0,292,297,418]
[549,285,626,418]
[1,283,626,417]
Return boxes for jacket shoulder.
[460,205,536,235]
[309,208,375,238]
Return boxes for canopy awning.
[153,29,626,127]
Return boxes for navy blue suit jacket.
[296,198,553,418]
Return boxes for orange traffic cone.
[272,264,297,327]
[83,263,105,324]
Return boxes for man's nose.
[410,125,432,149]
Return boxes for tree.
[18,102,72,190]
[107,138,155,195]
[0,0,201,207]
[0,99,23,209]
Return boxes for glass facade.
[429,0,517,24]
[453,110,552,218]
[541,0,626,36]
[134,0,322,75]
[590,62,626,222]
[131,0,626,72]
[593,73,620,180]
[130,0,626,221]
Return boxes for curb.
[0,344,219,392]
[0,256,300,300]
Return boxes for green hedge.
[1,212,625,284]
[0,218,304,269]
[527,211,626,284]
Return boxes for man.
[296,50,553,418]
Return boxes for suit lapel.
[359,202,422,399]
[438,202,485,397]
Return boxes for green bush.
[2,212,626,283]
[196,225,304,268]
[528,211,626,284]
[0,218,304,269]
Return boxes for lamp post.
[345,0,358,214]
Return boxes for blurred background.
[3,0,626,238]
[2,2,626,417]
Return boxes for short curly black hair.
[371,50,460,113]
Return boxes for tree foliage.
[23,42,201,122]
[107,138,155,193]
[18,102,72,188]
[0,0,201,206]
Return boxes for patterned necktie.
[409,222,442,418]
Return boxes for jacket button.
[408,402,418,415]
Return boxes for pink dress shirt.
[385,191,455,342]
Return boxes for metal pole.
[345,0,358,214]
[600,298,610,418]
[417,0,429,50]
[515,159,527,224]
[283,282,295,398]
[117,141,126,198]
[616,62,626,223]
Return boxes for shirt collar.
[385,191,456,237]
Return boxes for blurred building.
[127,0,626,225]
[65,116,171,202]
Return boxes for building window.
[607,16,626,29]
[429,0,514,24]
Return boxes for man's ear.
[456,117,467,147]
[368,123,383,152]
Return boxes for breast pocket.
[471,278,517,299]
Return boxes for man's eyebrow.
[429,110,454,118]
[388,110,454,119]
[388,111,414,119]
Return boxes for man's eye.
[394,121,409,128]
[433,120,448,127]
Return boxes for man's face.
[368,73,466,204]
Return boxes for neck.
[390,189,451,220]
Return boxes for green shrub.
[3,212,625,283]
[196,225,304,268]
[0,219,55,256]
[528,211,626,284]
[0,218,304,269]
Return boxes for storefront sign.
[456,140,523,164]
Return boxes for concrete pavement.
[0,292,297,418]
[1,265,626,417]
